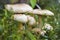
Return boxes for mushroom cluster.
[5,3,54,35]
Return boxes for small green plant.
[30,0,37,8]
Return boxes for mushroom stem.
[28,25,32,30]
[27,15,36,30]
[19,23,23,30]
[38,15,42,29]
[36,5,42,28]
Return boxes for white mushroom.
[33,9,54,16]
[13,14,36,30]
[32,9,54,28]
[5,3,33,13]
[13,14,28,23]
[13,14,28,31]
[27,15,36,25]
[13,14,36,25]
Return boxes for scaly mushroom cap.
[13,14,28,23]
[5,3,33,13]
[33,9,54,16]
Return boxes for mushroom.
[5,3,33,13]
[32,28,46,36]
[27,15,36,25]
[13,14,28,23]
[13,14,36,30]
[13,14,28,30]
[13,14,36,25]
[32,9,54,28]
[27,15,36,30]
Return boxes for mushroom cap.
[27,15,36,25]
[13,14,36,25]
[5,3,33,13]
[13,14,28,23]
[33,9,54,16]
[32,28,41,33]
[32,28,46,35]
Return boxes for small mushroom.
[13,14,28,30]
[5,3,33,13]
[13,14,28,23]
[32,9,54,28]
[13,14,36,30]
[27,15,36,25]
[13,14,36,25]
[32,28,41,34]
[32,28,46,36]
[27,15,36,30]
